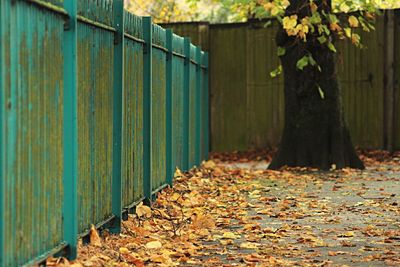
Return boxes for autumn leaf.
[136,202,152,218]
[221,232,241,239]
[89,224,102,247]
[119,247,130,254]
[348,15,359,27]
[145,240,162,249]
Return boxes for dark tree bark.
[268,0,364,170]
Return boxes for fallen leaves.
[50,151,400,266]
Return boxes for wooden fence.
[0,1,209,266]
[162,10,400,152]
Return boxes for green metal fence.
[0,1,209,266]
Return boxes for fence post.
[143,17,152,204]
[195,47,202,166]
[166,29,173,186]
[63,0,78,260]
[204,52,209,159]
[110,0,124,233]
[183,38,191,171]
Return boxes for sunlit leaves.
[348,15,359,27]
[270,65,282,78]
[282,15,298,32]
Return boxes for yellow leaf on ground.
[240,242,259,249]
[119,247,130,254]
[145,240,162,249]
[203,160,216,169]
[222,232,241,239]
[174,167,183,178]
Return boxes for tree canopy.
[126,0,400,24]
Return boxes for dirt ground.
[50,151,400,266]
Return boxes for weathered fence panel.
[122,12,144,209]
[0,1,66,266]
[188,44,197,166]
[201,52,210,160]
[151,24,167,193]
[0,1,208,266]
[76,3,114,235]
[170,34,186,171]
[209,25,248,152]
[336,18,385,149]
[246,23,284,149]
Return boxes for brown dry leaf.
[202,160,216,169]
[149,254,170,264]
[89,224,102,247]
[136,202,152,218]
[191,213,215,229]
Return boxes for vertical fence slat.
[166,29,173,185]
[63,0,78,260]
[142,17,152,203]
[182,38,191,171]
[204,52,210,159]
[111,0,124,233]
[195,47,202,166]
[0,2,6,265]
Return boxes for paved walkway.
[72,157,400,266]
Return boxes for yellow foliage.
[348,15,359,28]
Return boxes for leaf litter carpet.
[50,151,400,266]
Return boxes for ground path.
[56,153,400,266]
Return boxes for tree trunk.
[269,2,364,170]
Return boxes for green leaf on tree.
[328,42,337,53]
[318,36,327,44]
[277,47,286,56]
[296,56,309,70]
[317,85,325,99]
[270,65,282,78]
